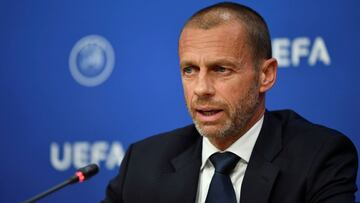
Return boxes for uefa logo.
[69,35,115,87]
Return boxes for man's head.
[183,2,272,66]
[178,2,278,149]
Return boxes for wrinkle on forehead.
[179,23,251,65]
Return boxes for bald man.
[103,2,357,203]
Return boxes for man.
[103,2,358,203]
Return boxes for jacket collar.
[240,110,283,203]
[156,126,203,203]
[156,110,283,203]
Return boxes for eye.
[182,66,196,76]
[212,66,233,76]
[214,66,227,72]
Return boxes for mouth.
[197,109,222,115]
[195,108,224,122]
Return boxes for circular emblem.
[69,35,115,87]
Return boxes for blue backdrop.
[1,0,359,202]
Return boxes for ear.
[259,58,278,93]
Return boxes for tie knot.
[209,152,240,174]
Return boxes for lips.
[195,107,224,122]
[197,109,222,116]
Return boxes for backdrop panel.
[1,0,359,202]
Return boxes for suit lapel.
[153,111,283,203]
[241,111,283,203]
[156,128,202,203]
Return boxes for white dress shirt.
[195,116,264,203]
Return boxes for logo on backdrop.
[69,35,115,87]
[50,141,125,171]
[272,36,331,68]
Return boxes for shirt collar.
[200,115,264,170]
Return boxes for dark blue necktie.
[205,152,240,203]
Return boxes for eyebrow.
[179,60,193,68]
[180,57,244,68]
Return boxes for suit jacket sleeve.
[306,134,358,203]
[102,144,134,203]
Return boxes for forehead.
[178,22,250,61]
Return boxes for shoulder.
[133,124,199,147]
[264,109,358,166]
[267,110,358,174]
[262,110,358,202]
[267,109,354,146]
[128,124,201,157]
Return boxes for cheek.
[216,79,240,98]
[215,80,247,111]
[182,82,193,104]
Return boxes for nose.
[194,71,215,97]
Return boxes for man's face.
[178,22,261,139]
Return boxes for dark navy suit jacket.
[103,110,358,203]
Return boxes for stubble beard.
[190,82,260,140]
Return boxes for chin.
[194,120,233,139]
